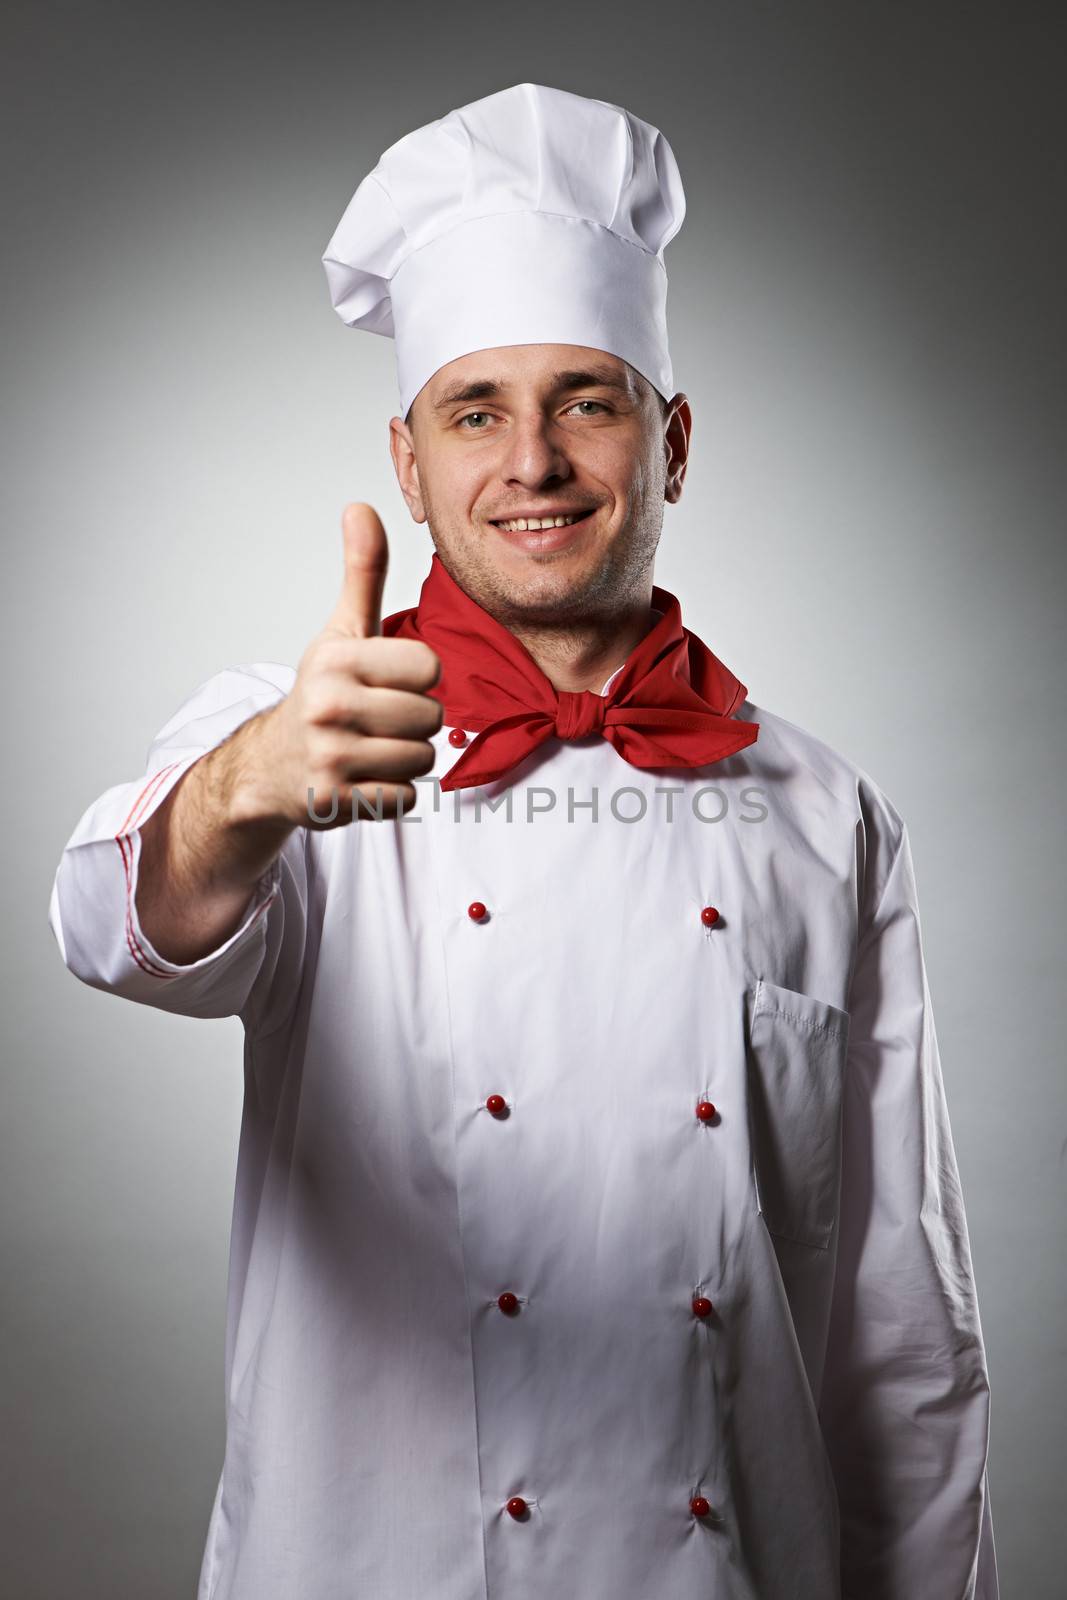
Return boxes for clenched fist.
[252,504,443,828]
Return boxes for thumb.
[328,503,389,639]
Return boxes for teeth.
[497,514,582,533]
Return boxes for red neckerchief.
[382,552,759,792]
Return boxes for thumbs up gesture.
[257,505,443,829]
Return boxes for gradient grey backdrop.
[5,2,1064,1595]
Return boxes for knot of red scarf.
[381,553,759,792]
[555,690,607,741]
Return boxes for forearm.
[135,707,297,965]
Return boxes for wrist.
[227,707,298,831]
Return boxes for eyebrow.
[430,364,637,412]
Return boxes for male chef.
[49,83,998,1599]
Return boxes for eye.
[456,400,608,430]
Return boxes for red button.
[696,1100,717,1123]
[690,1495,712,1517]
[486,1094,507,1116]
[448,728,468,747]
[468,901,488,921]
[498,1291,519,1315]
[700,905,719,927]
[692,1296,714,1319]
[506,1496,528,1519]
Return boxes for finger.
[306,780,417,827]
[351,780,418,821]
[327,503,389,639]
[341,736,438,783]
[311,680,444,740]
[326,634,442,693]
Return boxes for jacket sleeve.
[819,793,999,1599]
[47,662,308,1037]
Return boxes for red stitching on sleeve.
[120,762,180,834]
[115,762,184,979]
[115,831,174,979]
[114,757,276,981]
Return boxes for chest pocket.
[744,977,851,1251]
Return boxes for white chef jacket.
[48,654,999,1600]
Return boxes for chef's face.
[388,344,691,623]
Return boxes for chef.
[48,82,999,1599]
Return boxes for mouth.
[491,509,594,533]
[489,508,597,553]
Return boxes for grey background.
[4,1,1064,1594]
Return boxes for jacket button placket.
[690,896,723,1531]
[464,892,537,1533]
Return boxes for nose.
[499,409,573,490]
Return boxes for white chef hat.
[321,82,686,418]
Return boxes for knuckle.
[312,698,342,732]
[347,637,380,678]
[312,729,357,775]
[310,678,367,730]
[316,635,366,685]
[305,635,344,679]
[304,692,341,728]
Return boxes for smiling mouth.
[490,510,595,533]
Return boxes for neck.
[506,594,660,694]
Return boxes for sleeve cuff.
[115,752,282,979]
[121,822,282,979]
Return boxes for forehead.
[423,343,638,405]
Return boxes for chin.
[490,558,604,617]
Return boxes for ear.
[663,395,692,504]
[388,414,428,524]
